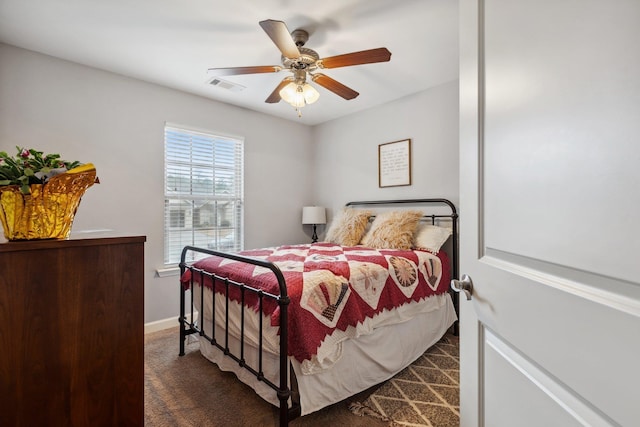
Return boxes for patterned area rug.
[349,334,459,426]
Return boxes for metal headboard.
[345,198,459,334]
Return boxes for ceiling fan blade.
[311,73,359,100]
[259,19,301,59]
[208,65,282,76]
[319,47,392,69]
[265,78,293,103]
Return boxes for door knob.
[451,274,473,300]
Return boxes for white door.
[458,1,640,426]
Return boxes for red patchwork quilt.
[181,242,450,364]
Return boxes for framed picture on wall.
[378,139,411,187]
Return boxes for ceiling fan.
[207,19,392,116]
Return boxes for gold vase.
[0,164,97,240]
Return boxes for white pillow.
[413,224,452,254]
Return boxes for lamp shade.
[302,206,326,225]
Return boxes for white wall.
[312,80,459,231]
[0,44,460,324]
[0,43,314,323]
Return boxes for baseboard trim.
[144,312,199,334]
[144,316,179,334]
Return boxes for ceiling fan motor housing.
[282,47,319,71]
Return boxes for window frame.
[163,123,244,266]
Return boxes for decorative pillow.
[324,208,372,246]
[361,210,423,250]
[413,224,452,254]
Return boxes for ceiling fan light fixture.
[302,83,320,104]
[279,82,319,114]
[279,82,300,106]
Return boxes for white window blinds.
[164,125,244,265]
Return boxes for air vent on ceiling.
[207,77,245,92]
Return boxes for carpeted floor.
[145,327,458,426]
[349,335,459,426]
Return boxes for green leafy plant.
[0,147,83,194]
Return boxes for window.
[164,124,244,265]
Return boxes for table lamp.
[302,206,326,243]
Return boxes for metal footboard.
[178,246,299,426]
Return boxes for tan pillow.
[324,208,372,246]
[361,210,423,250]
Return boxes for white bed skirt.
[192,287,457,416]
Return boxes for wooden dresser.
[0,236,146,426]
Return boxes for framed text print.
[378,139,411,187]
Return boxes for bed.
[178,198,459,426]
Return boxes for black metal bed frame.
[178,198,458,427]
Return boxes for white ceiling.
[0,0,458,126]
